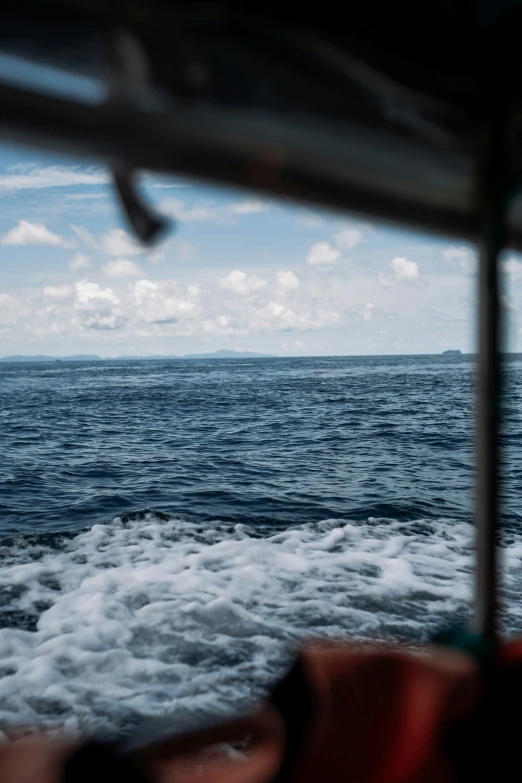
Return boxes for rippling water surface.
[1,354,522,734]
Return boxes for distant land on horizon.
[0,350,276,363]
[0,350,487,364]
[0,354,103,363]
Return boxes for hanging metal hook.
[113,165,169,244]
[106,27,171,245]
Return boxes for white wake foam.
[0,514,519,736]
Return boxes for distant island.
[442,350,462,355]
[0,354,103,363]
[0,350,276,363]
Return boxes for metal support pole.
[474,118,505,653]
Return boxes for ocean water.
[1,354,522,736]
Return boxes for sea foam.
[0,512,519,736]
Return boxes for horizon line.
[0,350,480,362]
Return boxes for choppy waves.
[0,356,479,535]
[1,511,512,736]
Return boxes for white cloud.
[75,280,119,305]
[378,272,392,288]
[72,227,195,264]
[187,284,202,296]
[306,242,341,267]
[69,252,91,272]
[71,280,123,331]
[501,294,517,311]
[148,249,164,265]
[390,256,420,285]
[71,225,144,257]
[100,229,144,256]
[334,228,362,251]
[148,240,197,265]
[503,257,522,279]
[162,199,237,225]
[250,302,338,332]
[0,165,108,192]
[195,317,235,336]
[0,292,28,328]
[219,270,267,296]
[132,279,200,324]
[443,245,477,275]
[43,284,73,301]
[294,340,305,348]
[103,258,142,278]
[1,261,348,345]
[70,225,98,249]
[231,199,270,215]
[275,270,300,295]
[134,279,158,305]
[163,197,271,225]
[361,302,374,321]
[443,246,469,262]
[1,220,71,247]
[84,314,123,329]
[147,179,191,189]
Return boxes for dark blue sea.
[1,354,522,734]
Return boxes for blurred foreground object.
[5,640,522,783]
[2,1,522,248]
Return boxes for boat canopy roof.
[2,1,522,247]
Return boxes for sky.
[0,139,520,358]
[1,50,522,359]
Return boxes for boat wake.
[0,512,520,735]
